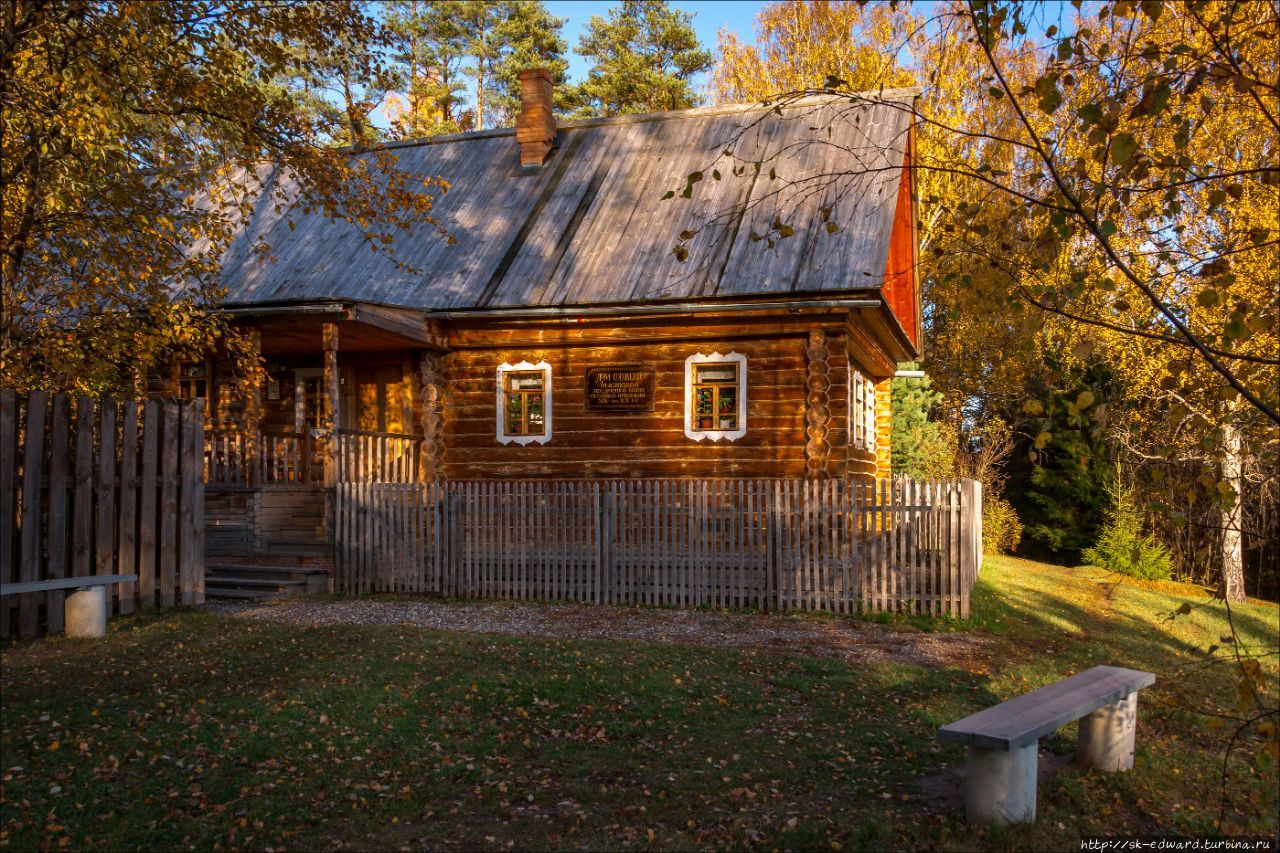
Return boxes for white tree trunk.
[1220,423,1246,602]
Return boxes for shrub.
[1083,472,1173,580]
[983,493,1023,554]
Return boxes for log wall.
[439,314,875,480]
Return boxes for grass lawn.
[1,555,1277,851]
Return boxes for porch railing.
[204,428,420,486]
[336,430,420,484]
[205,429,317,485]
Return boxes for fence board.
[19,391,47,637]
[117,401,138,615]
[46,395,70,632]
[159,403,179,608]
[0,390,15,638]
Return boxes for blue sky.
[546,0,765,85]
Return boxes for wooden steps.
[205,558,330,601]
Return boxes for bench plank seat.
[0,575,139,596]
[938,665,1156,750]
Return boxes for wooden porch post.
[165,357,181,398]
[322,323,340,484]
[418,351,445,482]
[243,329,263,486]
[322,322,339,545]
[804,329,831,479]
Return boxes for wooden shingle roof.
[218,90,918,311]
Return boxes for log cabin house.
[183,72,922,595]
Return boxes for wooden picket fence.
[335,477,982,617]
[0,389,205,639]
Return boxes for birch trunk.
[1220,422,1246,602]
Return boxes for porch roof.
[223,301,445,354]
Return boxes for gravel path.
[204,597,998,671]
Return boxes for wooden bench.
[938,665,1156,825]
[0,575,138,638]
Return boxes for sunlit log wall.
[437,311,892,481]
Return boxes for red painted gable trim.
[882,143,919,350]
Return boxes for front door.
[294,368,327,435]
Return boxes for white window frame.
[864,378,877,453]
[496,360,552,445]
[850,368,877,451]
[684,351,747,442]
[850,369,865,449]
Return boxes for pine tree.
[488,1,571,127]
[384,0,472,138]
[574,0,713,117]
[385,1,567,134]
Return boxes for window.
[684,352,747,442]
[295,369,324,434]
[179,363,207,403]
[496,361,552,445]
[850,368,877,451]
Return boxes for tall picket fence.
[0,389,205,639]
[336,477,982,617]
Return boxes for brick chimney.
[516,68,556,169]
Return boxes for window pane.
[718,387,736,413]
[509,372,544,391]
[696,365,736,383]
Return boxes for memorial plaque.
[585,365,655,412]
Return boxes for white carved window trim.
[684,352,747,442]
[496,361,552,445]
[850,369,866,449]
[850,368,877,452]
[864,376,877,453]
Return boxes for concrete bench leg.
[65,587,107,639]
[966,741,1037,825]
[1077,692,1138,771]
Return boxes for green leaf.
[661,190,675,200]
[1077,103,1103,127]
[987,86,1005,99]
[1034,75,1062,114]
[1111,133,1138,164]
[825,222,840,234]
[672,245,689,262]
[1099,220,1118,238]
[1196,290,1220,308]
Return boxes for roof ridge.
[364,88,922,154]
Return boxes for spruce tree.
[574,0,713,117]
[890,367,955,480]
